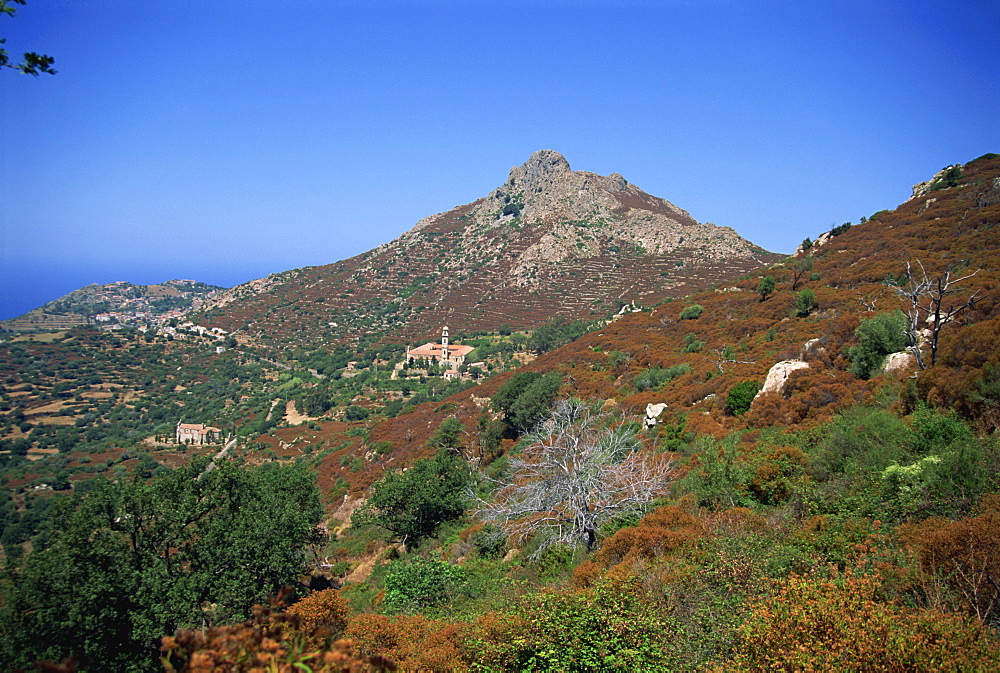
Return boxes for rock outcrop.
[644,402,668,428]
[754,360,810,401]
[883,352,915,375]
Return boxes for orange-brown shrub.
[897,502,1000,624]
[730,573,1000,671]
[746,444,807,505]
[344,614,466,672]
[161,595,394,672]
[571,559,603,588]
[286,588,351,638]
[596,504,704,567]
[705,506,770,537]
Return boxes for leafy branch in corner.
[1,0,56,76]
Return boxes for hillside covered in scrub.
[191,150,781,352]
[1,153,1000,671]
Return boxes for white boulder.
[644,402,668,428]
[754,360,810,401]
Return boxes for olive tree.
[757,275,776,302]
[353,449,469,545]
[475,399,674,558]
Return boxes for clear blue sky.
[2,0,997,319]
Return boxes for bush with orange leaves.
[595,504,705,569]
[897,494,1000,625]
[161,590,394,673]
[730,572,1000,670]
[344,614,466,672]
[286,588,352,643]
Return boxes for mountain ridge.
[197,151,781,349]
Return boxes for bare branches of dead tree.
[709,347,756,373]
[889,260,981,368]
[473,399,674,559]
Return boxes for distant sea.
[0,258,273,321]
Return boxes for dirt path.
[283,400,312,426]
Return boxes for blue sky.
[2,0,997,319]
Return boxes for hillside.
[1,279,225,332]
[195,150,781,351]
[282,152,999,497]
[1,152,998,671]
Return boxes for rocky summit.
[197,151,781,348]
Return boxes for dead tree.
[710,347,756,373]
[890,261,980,368]
[473,399,674,558]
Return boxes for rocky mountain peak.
[479,150,692,228]
[505,149,572,190]
[199,151,781,346]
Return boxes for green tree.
[791,257,814,290]
[847,310,908,379]
[0,460,323,671]
[429,416,464,451]
[757,275,776,302]
[682,333,704,353]
[491,371,562,433]
[353,449,469,545]
[794,288,816,317]
[529,318,591,354]
[344,404,370,421]
[679,304,704,320]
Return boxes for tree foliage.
[725,379,762,416]
[491,370,562,433]
[353,449,469,545]
[0,460,324,671]
[0,1,56,76]
[757,275,776,302]
[679,304,703,320]
[794,288,816,317]
[528,317,592,354]
[847,310,908,379]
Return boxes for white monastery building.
[406,326,475,369]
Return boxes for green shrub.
[344,405,370,421]
[679,304,704,320]
[634,364,691,391]
[757,276,776,302]
[464,579,675,670]
[847,310,908,379]
[794,288,816,317]
[726,380,762,416]
[682,334,704,354]
[382,554,464,613]
[472,524,507,559]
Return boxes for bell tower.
[441,326,450,363]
